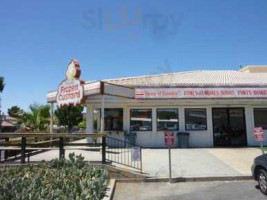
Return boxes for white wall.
[85,96,267,148]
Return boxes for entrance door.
[212,108,247,147]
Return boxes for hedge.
[0,153,109,200]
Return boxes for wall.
[85,95,267,148]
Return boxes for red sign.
[165,131,175,146]
[135,88,267,99]
[57,59,85,107]
[254,127,265,142]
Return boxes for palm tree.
[19,104,50,132]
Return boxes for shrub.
[0,153,109,200]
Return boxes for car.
[251,154,267,195]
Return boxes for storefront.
[47,62,267,147]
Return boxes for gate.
[105,136,143,172]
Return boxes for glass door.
[213,108,230,146]
[212,108,247,147]
[228,108,247,146]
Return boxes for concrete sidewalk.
[142,148,261,178]
[18,146,262,178]
[27,149,102,162]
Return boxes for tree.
[55,106,84,133]
[18,104,50,132]
[0,77,5,93]
[78,119,86,130]
[8,106,23,118]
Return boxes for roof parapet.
[239,65,267,73]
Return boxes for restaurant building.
[47,63,267,148]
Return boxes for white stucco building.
[47,65,267,148]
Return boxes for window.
[157,109,179,131]
[104,108,123,131]
[254,108,267,130]
[130,109,152,131]
[185,108,207,131]
[93,108,123,132]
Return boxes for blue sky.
[1,0,267,113]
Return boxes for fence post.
[59,137,64,159]
[21,136,26,164]
[4,138,9,161]
[102,136,106,164]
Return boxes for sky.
[1,0,267,113]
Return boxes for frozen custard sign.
[57,59,85,107]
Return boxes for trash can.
[177,132,190,148]
[124,131,137,145]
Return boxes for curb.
[115,175,253,183]
[103,179,116,200]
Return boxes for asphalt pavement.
[113,180,266,200]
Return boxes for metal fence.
[0,133,143,172]
[106,136,142,171]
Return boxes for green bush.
[0,154,109,200]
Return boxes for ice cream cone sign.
[66,59,81,79]
[56,59,85,107]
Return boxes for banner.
[135,88,267,99]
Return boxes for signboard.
[164,131,175,146]
[254,127,265,142]
[131,146,141,161]
[135,88,267,99]
[57,59,85,107]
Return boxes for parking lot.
[113,180,265,200]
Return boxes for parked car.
[251,154,267,195]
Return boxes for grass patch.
[0,153,109,200]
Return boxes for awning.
[47,81,135,103]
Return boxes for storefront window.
[185,108,207,131]
[104,108,123,131]
[157,109,179,131]
[254,108,267,130]
[130,109,152,131]
[93,108,123,131]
